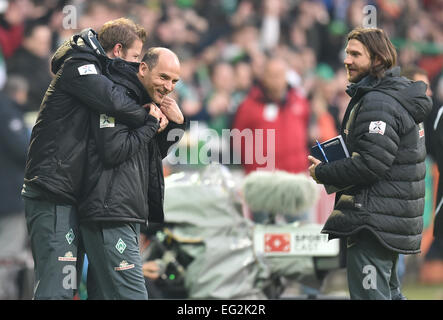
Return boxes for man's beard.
[351,70,370,83]
[347,65,371,83]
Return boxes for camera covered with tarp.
[147,164,342,299]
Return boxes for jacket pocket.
[335,194,356,210]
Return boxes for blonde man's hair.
[98,18,147,54]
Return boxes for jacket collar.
[345,67,402,99]
[104,58,152,104]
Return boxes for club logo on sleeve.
[77,64,97,75]
[369,121,386,135]
[100,114,115,128]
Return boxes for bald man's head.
[138,47,181,104]
[142,47,180,71]
[262,58,288,102]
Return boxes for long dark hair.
[347,28,397,79]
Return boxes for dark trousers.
[80,221,148,300]
[346,230,406,300]
[23,197,83,299]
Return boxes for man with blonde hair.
[22,18,150,300]
[98,18,146,62]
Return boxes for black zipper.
[103,167,118,208]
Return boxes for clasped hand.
[144,103,169,132]
[159,96,184,124]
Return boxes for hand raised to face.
[159,96,184,124]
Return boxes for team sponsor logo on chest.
[263,103,279,121]
[77,64,97,75]
[100,114,115,128]
[368,121,386,135]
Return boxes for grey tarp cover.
[163,165,319,299]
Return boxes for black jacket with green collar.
[78,58,186,224]
[316,67,432,254]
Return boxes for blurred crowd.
[1,0,442,141]
[1,0,443,299]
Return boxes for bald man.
[232,56,310,175]
[261,58,289,103]
[78,47,185,300]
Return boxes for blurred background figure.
[403,66,443,285]
[0,0,30,60]
[232,56,311,175]
[0,75,31,299]
[0,0,30,90]
[6,21,52,111]
[206,61,236,133]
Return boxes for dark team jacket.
[78,58,186,224]
[315,67,432,254]
[23,29,150,205]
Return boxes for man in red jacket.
[0,0,27,59]
[232,57,310,174]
